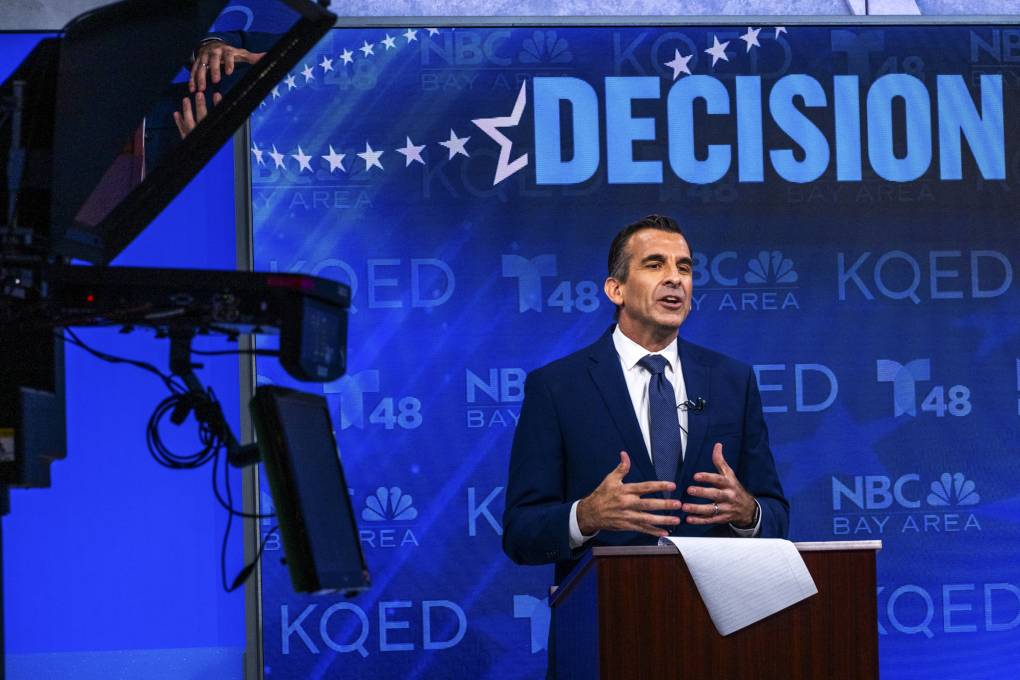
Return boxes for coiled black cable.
[58,329,276,592]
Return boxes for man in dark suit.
[502,215,789,585]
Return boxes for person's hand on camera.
[189,39,265,94]
[173,91,222,139]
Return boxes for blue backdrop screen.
[250,23,1020,679]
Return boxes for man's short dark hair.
[607,214,688,283]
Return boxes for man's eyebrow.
[642,254,692,264]
[640,253,667,264]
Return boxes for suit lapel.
[587,330,657,484]
[678,340,711,490]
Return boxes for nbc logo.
[518,31,573,64]
[744,250,798,284]
[359,486,420,548]
[362,486,419,522]
[691,249,801,312]
[926,473,979,507]
[831,472,982,536]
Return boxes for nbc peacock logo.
[517,31,573,64]
[926,473,980,507]
[688,248,801,313]
[358,486,420,549]
[744,250,799,285]
[362,486,419,522]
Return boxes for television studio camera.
[0,0,370,666]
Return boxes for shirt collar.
[612,325,679,374]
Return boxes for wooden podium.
[549,541,881,679]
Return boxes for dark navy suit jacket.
[502,326,790,584]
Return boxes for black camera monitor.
[250,386,370,595]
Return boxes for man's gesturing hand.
[576,451,681,538]
[682,443,756,527]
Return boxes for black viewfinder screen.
[253,387,368,594]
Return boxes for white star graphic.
[340,48,354,65]
[284,74,297,90]
[301,64,315,82]
[251,143,265,166]
[705,35,730,67]
[319,55,334,72]
[740,27,761,52]
[663,49,692,80]
[270,85,280,99]
[403,28,418,42]
[472,82,529,185]
[439,129,470,159]
[291,146,312,173]
[357,142,384,171]
[268,145,286,169]
[360,40,375,57]
[775,26,787,38]
[396,136,426,166]
[381,34,397,50]
[427,28,440,36]
[321,145,346,173]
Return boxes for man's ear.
[604,277,624,306]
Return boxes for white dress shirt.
[568,327,760,547]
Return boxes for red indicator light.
[86,294,95,303]
[266,275,315,291]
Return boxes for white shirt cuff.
[569,500,598,548]
[730,499,762,537]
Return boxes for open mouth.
[658,294,684,308]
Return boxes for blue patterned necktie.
[638,354,682,489]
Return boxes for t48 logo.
[876,359,971,418]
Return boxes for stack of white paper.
[659,537,818,636]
